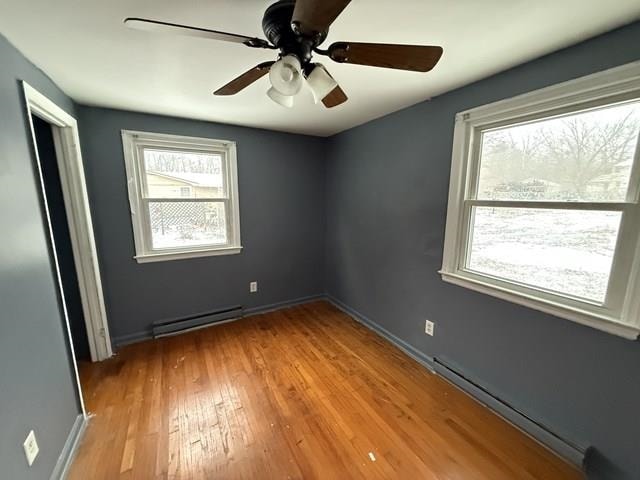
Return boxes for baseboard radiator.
[433,357,592,469]
[152,305,243,338]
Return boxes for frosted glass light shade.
[307,64,338,104]
[267,87,294,108]
[269,55,303,96]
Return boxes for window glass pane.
[466,207,622,302]
[477,101,640,201]
[148,201,227,249]
[143,149,225,198]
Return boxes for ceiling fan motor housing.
[262,0,327,68]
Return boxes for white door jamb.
[22,81,112,364]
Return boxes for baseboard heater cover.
[152,305,243,338]
[433,357,592,469]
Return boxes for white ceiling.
[1,1,639,136]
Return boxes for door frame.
[23,81,112,362]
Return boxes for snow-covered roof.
[520,177,561,186]
[591,170,629,184]
[614,158,633,167]
[147,170,223,187]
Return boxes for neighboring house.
[146,170,224,198]
[146,170,226,242]
[587,159,633,197]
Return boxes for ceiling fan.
[124,0,443,109]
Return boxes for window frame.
[121,130,242,263]
[441,61,640,340]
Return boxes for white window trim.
[441,60,640,340]
[121,130,242,263]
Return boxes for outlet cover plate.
[23,430,39,466]
[250,281,258,293]
[425,320,435,336]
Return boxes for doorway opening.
[32,115,91,360]
[23,82,112,371]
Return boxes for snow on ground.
[468,208,620,302]
[152,228,227,249]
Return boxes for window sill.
[439,270,639,340]
[135,246,242,263]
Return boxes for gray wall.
[325,21,640,480]
[0,35,82,479]
[76,106,326,344]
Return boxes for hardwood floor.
[70,301,582,480]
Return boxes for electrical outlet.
[23,430,39,466]
[425,320,435,336]
[249,281,258,293]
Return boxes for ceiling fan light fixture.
[131,0,444,110]
[269,54,303,96]
[267,87,294,108]
[306,64,338,104]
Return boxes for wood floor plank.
[69,301,583,480]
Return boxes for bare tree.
[482,131,542,183]
[480,106,640,199]
[538,111,639,198]
[144,151,222,174]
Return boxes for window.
[121,131,241,262]
[441,62,640,339]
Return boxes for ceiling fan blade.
[291,0,351,36]
[322,85,348,108]
[214,62,275,96]
[327,42,443,72]
[124,18,271,49]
